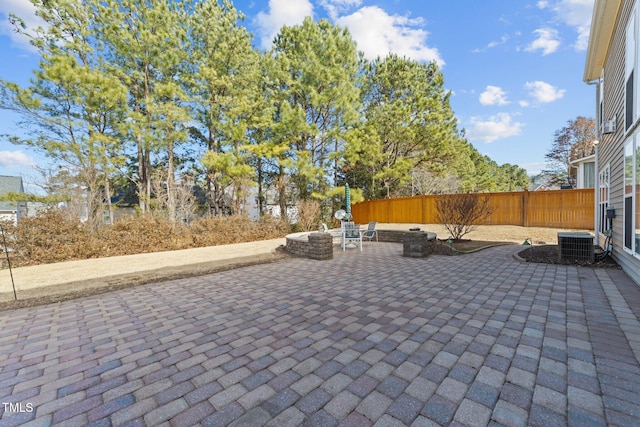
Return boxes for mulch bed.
[517,244,621,269]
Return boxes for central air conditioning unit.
[602,118,616,134]
[558,232,594,262]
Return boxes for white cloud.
[254,0,314,49]
[552,0,594,51]
[0,0,47,52]
[487,34,510,49]
[521,161,547,176]
[479,86,509,106]
[466,113,524,143]
[0,150,36,168]
[525,80,566,103]
[320,0,362,20]
[537,1,550,9]
[335,6,444,66]
[526,28,561,55]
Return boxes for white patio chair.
[362,221,378,243]
[341,221,363,251]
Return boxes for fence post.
[0,224,17,301]
[523,190,529,227]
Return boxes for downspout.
[586,78,600,246]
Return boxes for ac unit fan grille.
[558,232,594,262]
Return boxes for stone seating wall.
[285,232,333,260]
[285,229,436,261]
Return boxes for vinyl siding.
[599,0,640,285]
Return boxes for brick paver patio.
[1,243,639,426]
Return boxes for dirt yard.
[377,223,589,245]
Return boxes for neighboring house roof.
[0,175,24,212]
[569,154,596,167]
[530,183,561,192]
[584,0,623,81]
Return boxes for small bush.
[189,215,289,246]
[3,209,100,265]
[100,216,192,256]
[295,199,322,232]
[435,193,494,240]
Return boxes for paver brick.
[436,377,468,403]
[454,398,492,426]
[170,401,215,427]
[325,390,360,419]
[88,393,136,422]
[269,370,302,391]
[265,406,305,427]
[110,396,157,426]
[491,400,529,427]
[385,393,422,424]
[296,387,332,414]
[356,391,392,422]
[201,402,245,426]
[209,384,247,409]
[346,375,379,398]
[422,394,458,425]
[262,388,301,417]
[303,409,338,427]
[376,375,408,400]
[533,385,566,415]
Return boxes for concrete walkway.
[0,238,286,301]
[1,242,639,426]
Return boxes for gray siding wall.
[600,0,640,285]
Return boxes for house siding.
[0,176,26,225]
[598,0,640,285]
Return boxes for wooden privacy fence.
[351,189,595,229]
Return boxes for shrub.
[1,210,290,267]
[2,209,101,266]
[100,216,192,255]
[295,199,322,232]
[435,193,494,240]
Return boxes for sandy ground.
[376,223,588,244]
[0,238,287,306]
[0,224,589,309]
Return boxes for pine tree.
[0,0,128,225]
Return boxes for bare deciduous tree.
[542,116,596,187]
[435,193,494,240]
[296,199,322,231]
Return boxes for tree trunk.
[257,157,265,216]
[278,163,287,222]
[137,136,148,213]
[167,141,176,221]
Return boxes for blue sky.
[0,0,596,187]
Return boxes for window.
[623,136,640,256]
[626,9,636,130]
[624,4,640,131]
[637,142,640,255]
[584,162,595,188]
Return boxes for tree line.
[0,0,530,225]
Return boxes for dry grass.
[376,223,590,245]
